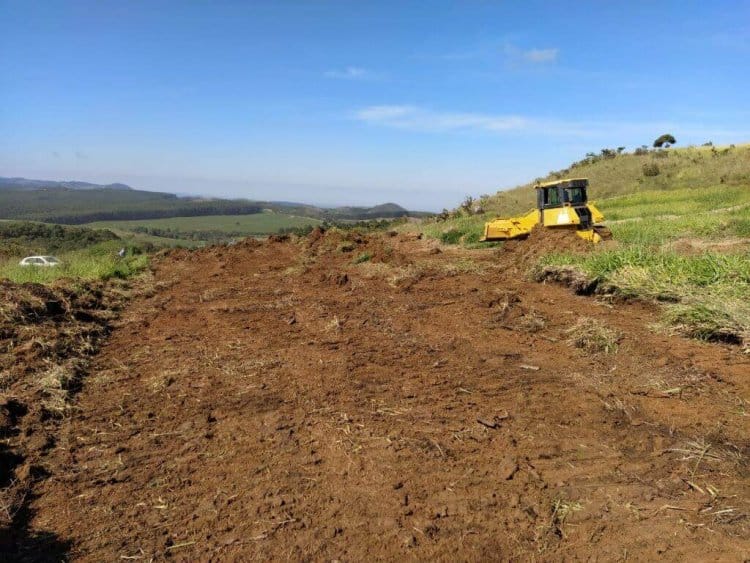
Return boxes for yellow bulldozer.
[480,178,611,243]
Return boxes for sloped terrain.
[6,231,750,561]
[480,143,750,216]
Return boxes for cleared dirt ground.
[10,230,750,560]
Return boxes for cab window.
[544,188,561,206]
[564,187,586,204]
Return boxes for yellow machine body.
[480,178,609,243]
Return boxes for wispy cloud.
[353,104,747,141]
[325,66,381,80]
[355,105,530,133]
[522,48,558,63]
[436,40,559,65]
[504,44,559,64]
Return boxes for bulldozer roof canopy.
[534,178,588,189]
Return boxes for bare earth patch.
[4,232,750,560]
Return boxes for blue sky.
[1,1,749,210]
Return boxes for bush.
[440,229,463,244]
[642,162,660,177]
[653,134,676,148]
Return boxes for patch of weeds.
[439,228,463,245]
[353,251,372,264]
[461,230,482,245]
[566,317,621,353]
[664,302,748,346]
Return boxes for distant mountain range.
[0,176,428,224]
[0,177,133,191]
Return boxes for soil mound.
[302,229,413,266]
[499,226,592,270]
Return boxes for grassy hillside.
[86,212,322,241]
[480,143,750,216]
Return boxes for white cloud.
[353,104,749,141]
[503,44,559,65]
[325,66,380,80]
[522,48,559,63]
[354,105,534,134]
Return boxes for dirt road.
[17,231,750,560]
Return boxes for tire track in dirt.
[26,232,750,561]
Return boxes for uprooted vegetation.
[565,317,621,354]
[0,278,134,552]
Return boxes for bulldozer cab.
[536,178,594,229]
[536,178,589,210]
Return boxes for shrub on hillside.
[653,134,676,148]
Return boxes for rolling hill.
[0,176,426,224]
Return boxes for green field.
[0,240,149,283]
[86,211,321,237]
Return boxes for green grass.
[536,184,750,346]
[415,214,487,245]
[0,241,149,283]
[600,184,750,221]
[539,248,750,345]
[599,184,750,245]
[353,251,372,264]
[86,211,322,236]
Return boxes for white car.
[19,255,61,267]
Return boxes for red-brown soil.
[8,232,750,560]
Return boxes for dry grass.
[38,361,83,417]
[518,310,546,333]
[566,317,621,354]
[440,258,487,276]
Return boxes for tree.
[653,134,676,148]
